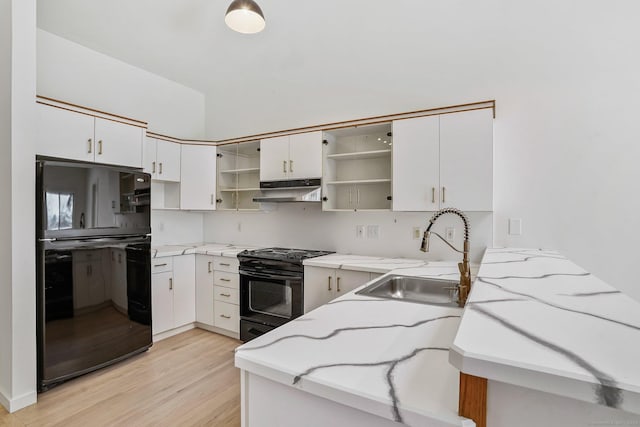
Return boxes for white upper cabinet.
[392,109,493,212]
[288,131,323,180]
[392,116,440,212]
[180,144,217,210]
[260,131,322,181]
[143,137,181,182]
[36,102,144,168]
[94,117,143,168]
[36,103,95,162]
[260,135,289,181]
[439,109,493,211]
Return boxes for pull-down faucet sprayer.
[420,208,471,307]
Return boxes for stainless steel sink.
[356,274,460,307]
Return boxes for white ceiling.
[37,0,438,95]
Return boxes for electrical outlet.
[366,225,379,239]
[412,227,421,240]
[237,222,242,232]
[445,227,455,241]
[509,218,522,236]
[356,225,365,239]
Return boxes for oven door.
[240,269,303,327]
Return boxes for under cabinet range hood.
[253,179,322,203]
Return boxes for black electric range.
[237,247,333,342]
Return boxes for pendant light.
[225,0,266,34]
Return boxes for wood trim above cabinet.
[37,96,495,147]
[153,100,496,146]
[36,95,148,129]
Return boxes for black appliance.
[36,158,152,391]
[238,247,333,342]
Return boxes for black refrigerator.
[36,158,153,391]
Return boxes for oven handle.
[240,270,302,281]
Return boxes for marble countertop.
[303,253,430,274]
[235,263,474,427]
[152,243,260,258]
[450,248,640,415]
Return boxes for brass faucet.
[420,208,471,307]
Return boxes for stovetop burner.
[239,247,334,263]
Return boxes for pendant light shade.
[225,0,266,34]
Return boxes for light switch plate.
[445,227,455,241]
[509,218,522,236]
[366,225,379,239]
[412,227,421,240]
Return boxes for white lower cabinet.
[303,266,373,313]
[213,256,240,334]
[151,254,195,336]
[195,255,215,326]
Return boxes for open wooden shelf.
[219,168,260,175]
[326,149,391,161]
[325,178,391,185]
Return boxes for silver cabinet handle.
[219,263,230,267]
[219,293,231,297]
[432,187,435,203]
[356,188,360,205]
[169,277,173,290]
[442,186,446,203]
[337,276,341,292]
[289,160,293,173]
[210,194,214,205]
[327,276,332,291]
[98,140,103,155]
[154,263,167,267]
[348,188,353,205]
[159,162,163,174]
[152,161,156,174]
[283,160,287,173]
[87,138,93,154]
[220,278,231,282]
[220,314,231,319]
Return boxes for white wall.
[37,29,205,139]
[204,206,492,263]
[152,210,204,246]
[0,0,37,413]
[204,1,640,300]
[36,29,208,250]
[0,0,13,411]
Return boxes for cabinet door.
[303,266,335,313]
[94,117,143,168]
[392,116,440,211]
[288,131,323,179]
[195,255,215,326]
[334,270,371,296]
[142,137,157,177]
[180,145,217,210]
[439,109,493,211]
[156,139,181,182]
[152,271,174,335]
[172,255,196,328]
[259,136,290,181]
[36,103,95,162]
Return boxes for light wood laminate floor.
[0,329,241,427]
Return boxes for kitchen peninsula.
[235,249,640,427]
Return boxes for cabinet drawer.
[152,258,173,273]
[214,285,239,305]
[213,256,239,273]
[214,271,239,289]
[214,301,239,333]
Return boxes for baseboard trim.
[153,323,195,342]
[195,323,240,340]
[0,389,37,413]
